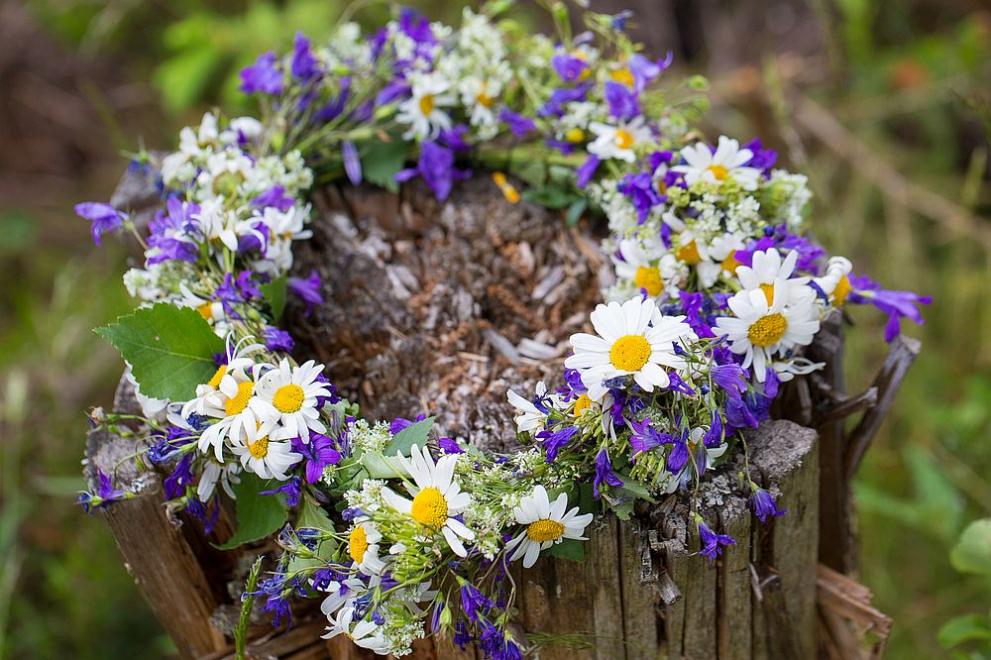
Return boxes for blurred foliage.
[2,0,990,658]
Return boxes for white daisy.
[696,233,747,287]
[196,363,273,461]
[772,357,826,382]
[346,519,387,575]
[565,297,698,400]
[506,382,558,434]
[381,445,475,557]
[318,574,375,618]
[179,282,225,326]
[459,74,503,131]
[196,460,241,502]
[714,287,820,382]
[672,136,761,190]
[322,606,389,655]
[254,358,331,441]
[181,334,264,419]
[229,417,302,480]
[814,256,854,306]
[505,485,593,568]
[613,236,670,298]
[397,72,455,140]
[587,117,652,162]
[736,248,814,305]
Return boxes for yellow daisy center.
[609,334,652,372]
[207,364,226,389]
[833,275,852,306]
[707,164,729,181]
[526,518,565,542]
[411,487,449,529]
[610,67,635,87]
[224,381,254,417]
[565,127,586,143]
[747,313,788,348]
[419,94,435,116]
[348,526,369,564]
[248,435,269,459]
[197,302,213,320]
[273,383,305,413]
[573,393,592,416]
[760,283,775,305]
[676,240,702,265]
[721,251,741,273]
[476,89,495,108]
[614,129,635,150]
[633,265,664,297]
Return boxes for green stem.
[235,556,265,659]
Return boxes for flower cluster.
[78,4,928,658]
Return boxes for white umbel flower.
[505,485,593,568]
[565,297,697,400]
[587,118,651,162]
[254,358,331,441]
[714,287,820,382]
[672,136,760,190]
[397,73,455,140]
[381,445,475,557]
[229,417,302,480]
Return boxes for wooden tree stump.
[86,177,910,659]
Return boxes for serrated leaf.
[385,417,434,457]
[938,614,991,648]
[95,303,224,401]
[545,538,585,562]
[950,518,991,577]
[360,139,410,192]
[215,473,289,550]
[261,275,287,320]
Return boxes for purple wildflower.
[628,53,669,91]
[576,154,601,188]
[78,470,127,513]
[666,428,690,473]
[395,140,470,201]
[75,202,124,245]
[618,172,663,223]
[263,326,295,353]
[604,81,640,120]
[743,138,777,175]
[499,109,537,138]
[291,433,341,484]
[698,520,735,560]
[342,140,362,185]
[240,52,284,95]
[847,275,930,342]
[593,449,624,498]
[539,83,592,117]
[460,583,493,623]
[536,425,580,462]
[146,197,199,264]
[291,33,319,82]
[163,454,195,500]
[551,52,589,83]
[253,185,295,212]
[629,417,668,455]
[750,487,786,523]
[711,363,747,400]
[702,411,724,448]
[260,477,302,508]
[438,437,464,454]
[288,270,323,312]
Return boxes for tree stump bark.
[86,178,906,659]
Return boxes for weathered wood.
[85,381,228,658]
[717,496,751,660]
[817,564,892,660]
[618,519,659,660]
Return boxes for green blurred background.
[0,0,988,657]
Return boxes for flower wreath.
[78,4,930,658]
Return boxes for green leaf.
[289,496,338,572]
[261,275,288,321]
[95,303,225,401]
[385,417,435,457]
[565,198,587,226]
[951,518,991,577]
[545,538,584,562]
[618,475,656,503]
[938,614,991,648]
[522,186,579,209]
[215,473,289,549]
[360,139,410,192]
